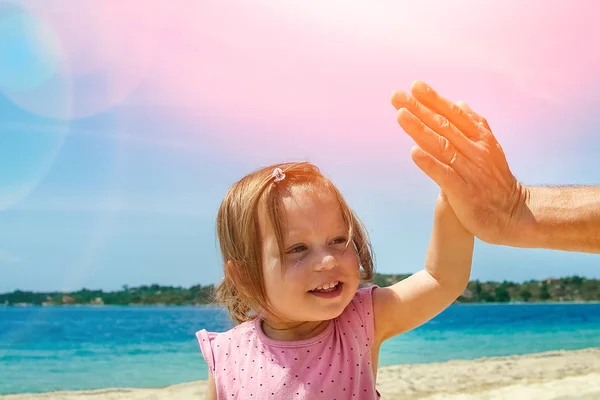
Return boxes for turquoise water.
[1,303,599,395]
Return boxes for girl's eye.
[332,237,348,245]
[287,245,307,254]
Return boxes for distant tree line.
[458,276,599,303]
[0,284,215,306]
[1,274,598,306]
[373,273,599,303]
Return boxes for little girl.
[197,162,474,399]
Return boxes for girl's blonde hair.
[214,162,374,324]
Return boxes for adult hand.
[391,80,531,246]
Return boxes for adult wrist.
[500,184,544,249]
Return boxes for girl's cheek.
[284,257,301,270]
[339,246,358,260]
[285,251,309,268]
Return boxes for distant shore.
[3,300,600,307]
[3,347,599,399]
[3,275,599,306]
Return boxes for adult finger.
[410,146,467,197]
[397,108,469,182]
[392,90,479,160]
[455,100,507,155]
[456,100,491,131]
[411,80,484,140]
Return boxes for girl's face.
[258,187,360,324]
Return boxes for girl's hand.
[390,80,530,246]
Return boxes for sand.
[2,347,599,399]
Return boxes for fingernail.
[399,108,414,122]
[411,80,430,95]
[391,91,408,107]
[397,91,409,102]
[412,147,428,161]
[415,150,427,159]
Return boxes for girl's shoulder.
[342,284,378,322]
[196,320,256,370]
[336,284,378,342]
[350,284,377,312]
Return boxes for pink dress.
[196,285,381,399]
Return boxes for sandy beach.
[3,347,599,400]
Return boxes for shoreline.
[3,300,600,307]
[2,347,599,399]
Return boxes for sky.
[1,0,599,293]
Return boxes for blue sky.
[1,83,599,293]
[1,2,599,293]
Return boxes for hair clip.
[272,167,286,183]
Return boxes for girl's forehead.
[281,190,345,229]
[258,187,345,234]
[282,187,339,212]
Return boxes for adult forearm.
[513,185,600,253]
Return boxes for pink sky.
[6,0,600,161]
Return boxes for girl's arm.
[205,371,217,400]
[372,194,474,343]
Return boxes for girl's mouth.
[308,281,343,298]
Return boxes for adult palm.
[391,80,532,247]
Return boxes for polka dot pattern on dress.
[196,285,380,399]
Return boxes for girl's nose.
[314,253,337,271]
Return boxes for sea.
[1,303,599,395]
